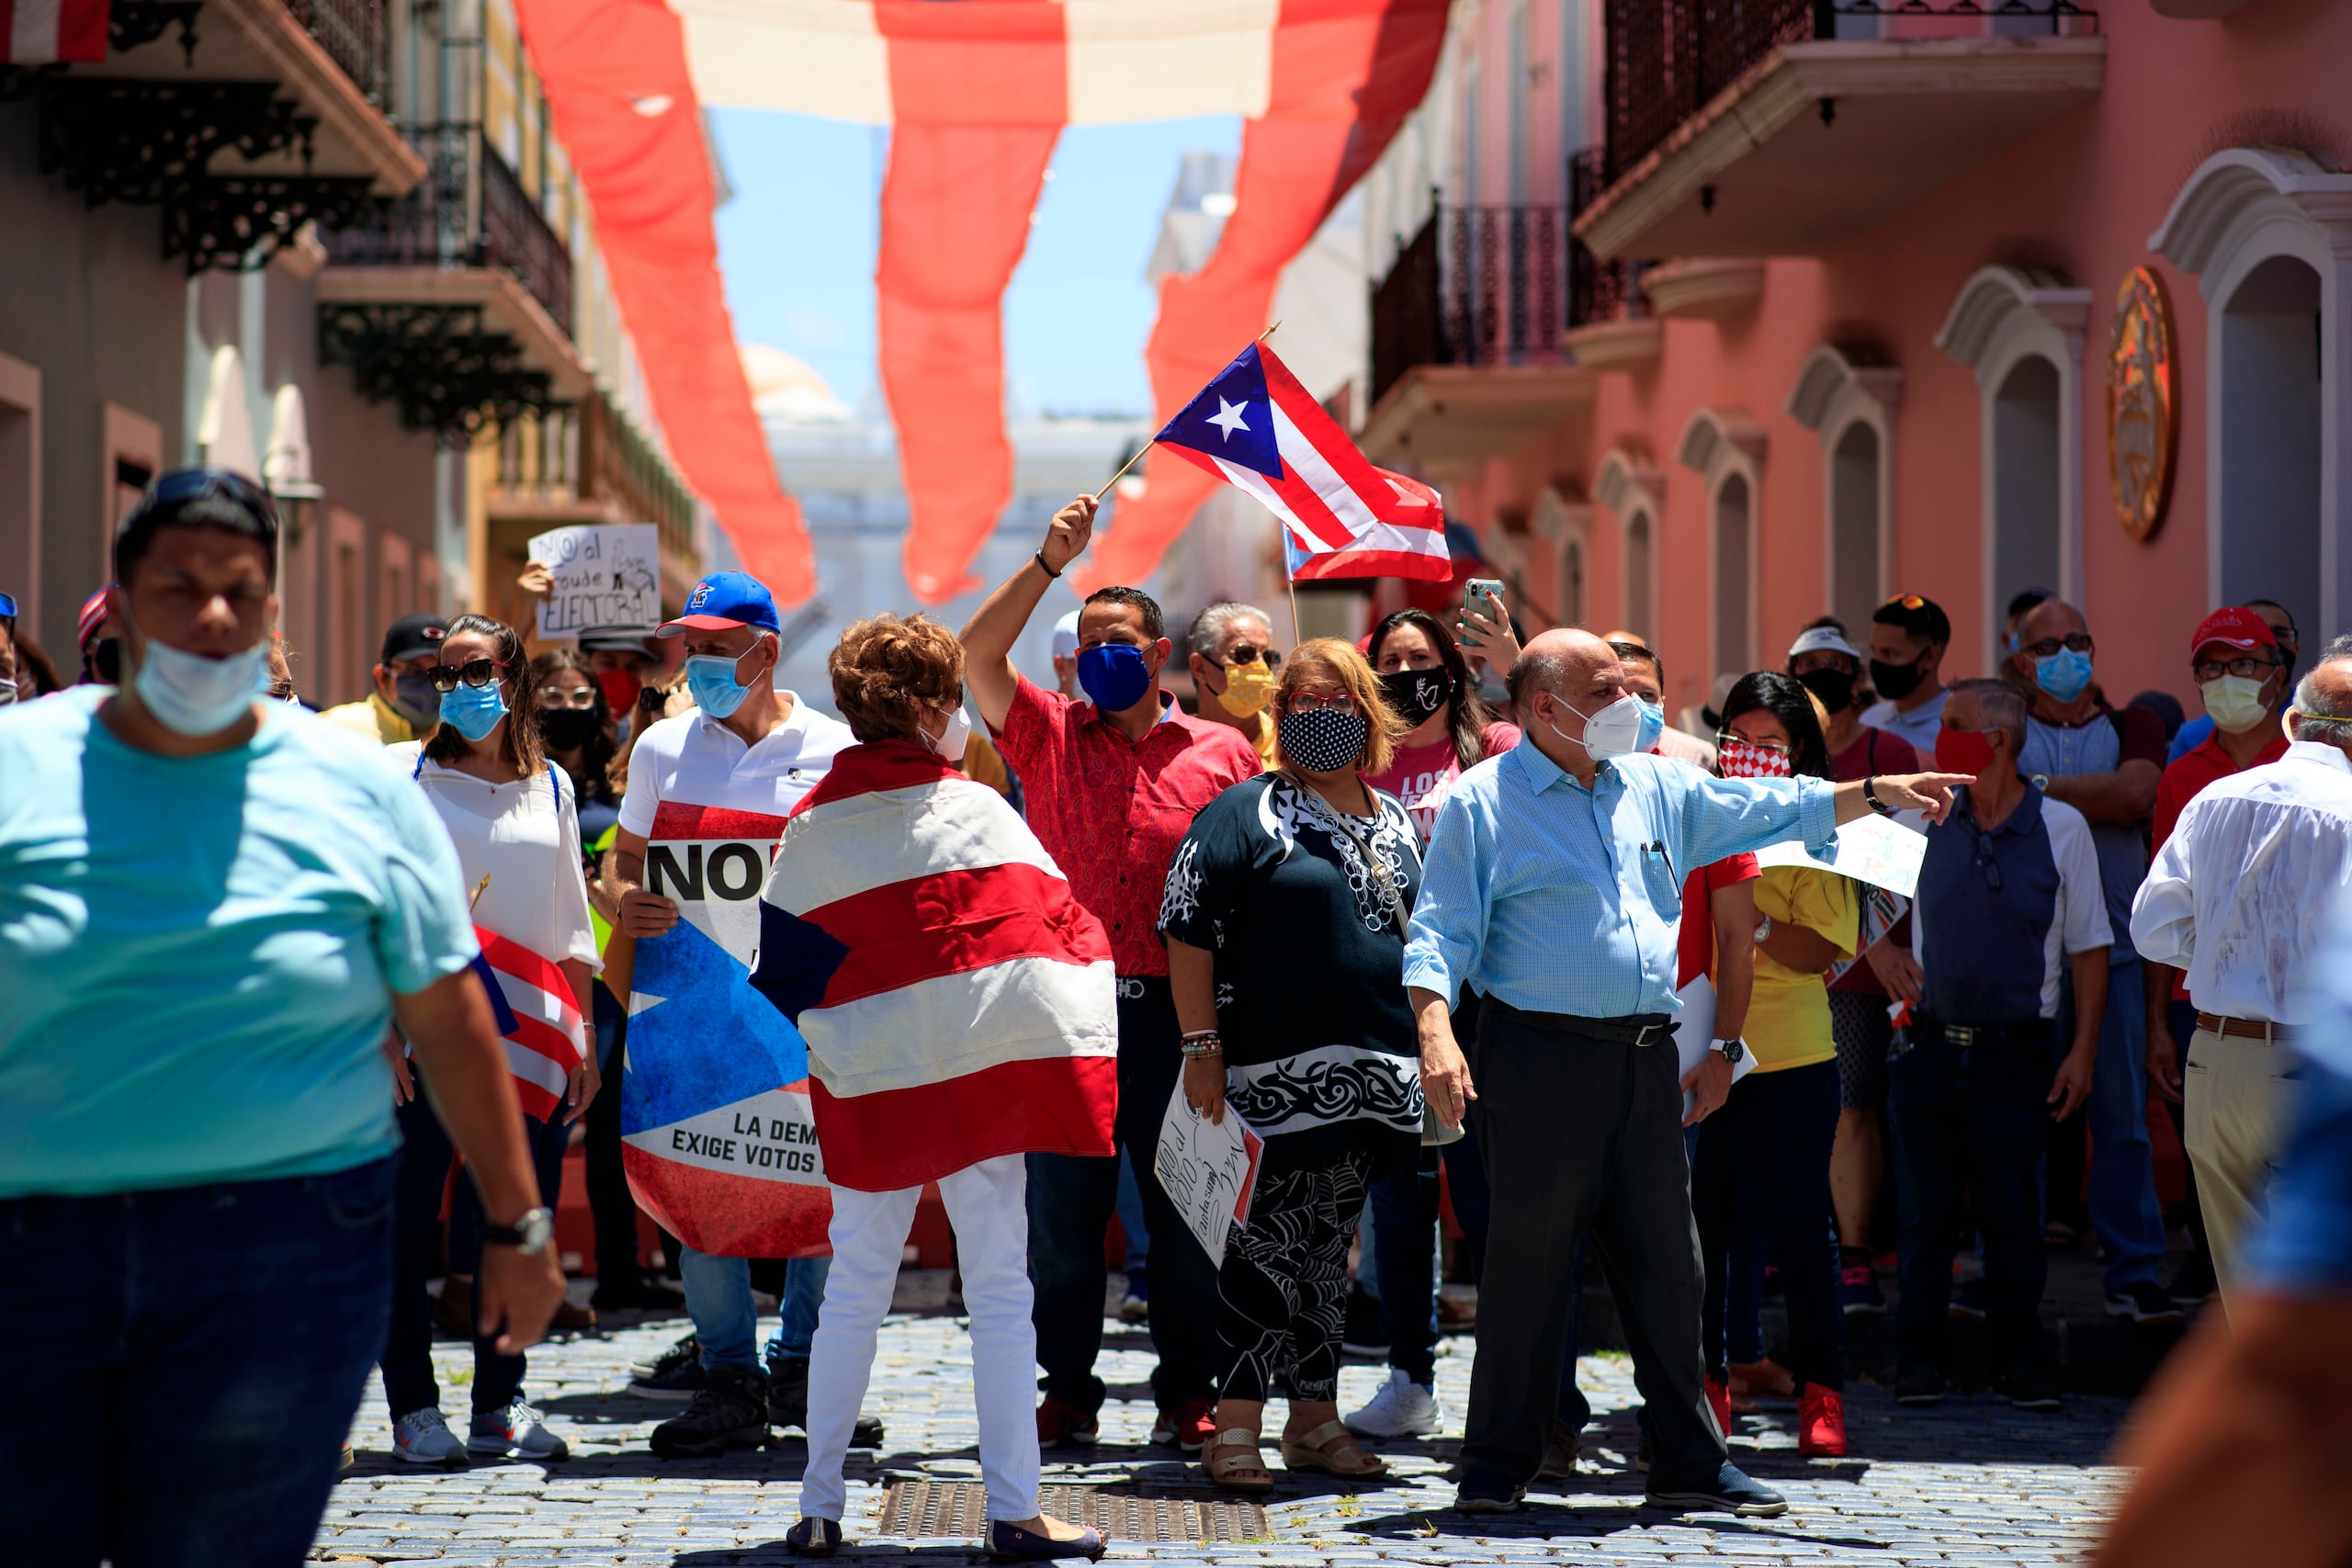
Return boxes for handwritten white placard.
[529,523,662,640]
[1153,1081,1265,1271]
[1674,973,1756,1119]
[1753,811,1928,898]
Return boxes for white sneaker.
[1343,1368,1441,1438]
[468,1401,570,1461]
[392,1407,469,1466]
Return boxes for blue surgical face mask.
[1077,641,1153,713]
[1632,698,1666,755]
[126,615,270,737]
[683,637,770,719]
[2032,648,2094,704]
[438,679,508,742]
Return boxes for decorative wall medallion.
[2107,265,2177,542]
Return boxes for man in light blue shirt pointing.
[1408,628,1965,1517]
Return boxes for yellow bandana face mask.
[1215,657,1278,718]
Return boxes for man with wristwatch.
[1405,628,1968,1517]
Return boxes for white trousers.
[798,1153,1041,1525]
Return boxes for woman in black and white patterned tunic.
[1159,637,1424,1494]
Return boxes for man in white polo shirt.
[602,570,881,1458]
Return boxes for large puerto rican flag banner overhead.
[747,745,1117,1195]
[622,802,832,1258]
[1156,339,1454,583]
[511,0,1451,607]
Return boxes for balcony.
[1577,0,2105,261]
[318,123,585,438]
[1362,201,1595,471]
[18,0,424,272]
[488,396,703,608]
[1561,147,1661,371]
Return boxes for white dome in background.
[741,344,850,423]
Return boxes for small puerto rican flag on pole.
[1152,338,1453,583]
[473,927,585,1122]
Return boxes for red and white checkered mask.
[1717,737,1793,780]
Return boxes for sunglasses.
[1214,644,1282,671]
[426,658,511,692]
[1973,830,2004,892]
[2020,634,2095,658]
[145,467,281,525]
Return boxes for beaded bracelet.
[1180,1030,1224,1058]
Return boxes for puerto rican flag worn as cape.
[1155,340,1452,582]
[748,744,1119,1194]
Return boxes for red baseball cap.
[2188,606,2277,660]
[77,586,115,651]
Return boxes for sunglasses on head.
[426,658,510,692]
[145,468,280,525]
[1883,592,1927,611]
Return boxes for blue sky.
[710,110,1241,419]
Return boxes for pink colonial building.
[1353,0,2351,720]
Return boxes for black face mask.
[1796,667,1857,714]
[1869,656,1926,703]
[90,637,121,685]
[538,705,604,753]
[1378,667,1451,723]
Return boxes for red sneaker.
[1705,1378,1733,1438]
[1159,1396,1217,1455]
[1798,1384,1848,1458]
[1035,1396,1100,1448]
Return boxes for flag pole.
[1286,576,1303,647]
[1091,441,1152,505]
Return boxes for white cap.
[1050,610,1080,660]
[1787,626,1861,662]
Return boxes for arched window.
[1677,408,1766,683]
[1934,265,2090,665]
[1787,344,1901,635]
[1595,447,1665,642]
[2151,149,2352,635]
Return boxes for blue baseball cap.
[659,570,780,637]
[0,592,17,624]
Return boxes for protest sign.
[1153,1083,1264,1270]
[528,522,662,640]
[620,801,832,1258]
[1754,811,1928,897]
[1673,973,1755,1120]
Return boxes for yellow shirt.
[316,692,418,746]
[1247,710,1279,770]
[1743,865,1857,1074]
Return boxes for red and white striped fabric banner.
[2,0,108,63]
[510,0,1450,607]
[476,926,585,1123]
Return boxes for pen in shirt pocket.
[1643,839,1676,879]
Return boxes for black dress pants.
[1460,1001,1726,1491]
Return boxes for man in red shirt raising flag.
[964,495,1264,1457]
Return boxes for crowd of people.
[6,467,2352,1564]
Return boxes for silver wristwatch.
[483,1205,555,1257]
[1751,914,1773,944]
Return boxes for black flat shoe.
[985,1520,1106,1562]
[786,1517,842,1556]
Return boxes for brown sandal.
[1280,1419,1387,1479]
[1203,1428,1275,1494]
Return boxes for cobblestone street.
[318,1283,2130,1567]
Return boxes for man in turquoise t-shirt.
[0,468,566,1568]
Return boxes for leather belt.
[1494,1000,1676,1047]
[2196,1011,2292,1043]
[1925,1019,2049,1051]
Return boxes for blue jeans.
[2065,955,2166,1292]
[1,1160,395,1568]
[680,1247,829,1371]
[1889,1026,2052,1376]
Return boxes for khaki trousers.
[2182,1026,2299,1296]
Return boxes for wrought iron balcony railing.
[1568,148,1642,329]
[1368,201,1570,410]
[279,0,390,107]
[495,394,696,564]
[1602,0,2099,186]
[322,122,573,334]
